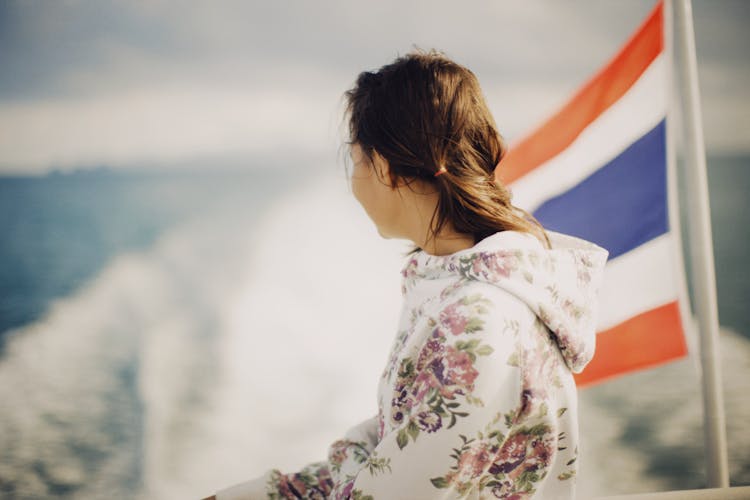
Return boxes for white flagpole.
[670,0,729,488]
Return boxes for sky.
[0,0,747,174]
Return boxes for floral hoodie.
[217,229,608,500]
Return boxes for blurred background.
[0,1,747,498]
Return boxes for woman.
[209,49,608,499]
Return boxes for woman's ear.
[371,150,417,190]
[371,150,397,189]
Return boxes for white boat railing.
[597,485,750,500]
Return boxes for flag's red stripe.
[574,300,688,387]
[499,0,664,186]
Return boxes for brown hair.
[343,48,550,251]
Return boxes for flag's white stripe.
[509,54,667,213]
[596,232,677,331]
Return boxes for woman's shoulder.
[428,278,537,338]
[436,278,535,315]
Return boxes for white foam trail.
[174,173,408,499]
[0,252,150,498]
[0,187,265,499]
[134,206,264,500]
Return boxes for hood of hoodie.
[400,230,609,373]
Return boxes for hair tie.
[434,165,448,177]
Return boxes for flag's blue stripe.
[532,119,667,260]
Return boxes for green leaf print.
[476,345,494,356]
[558,471,576,481]
[407,420,420,441]
[396,428,409,450]
[430,476,449,489]
[464,316,485,333]
[351,489,375,500]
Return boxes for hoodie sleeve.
[215,416,379,500]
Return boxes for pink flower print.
[417,332,445,365]
[486,252,515,279]
[412,345,479,402]
[457,442,494,477]
[378,409,385,440]
[575,252,595,286]
[412,331,448,399]
[526,435,554,470]
[444,346,479,391]
[462,251,517,281]
[278,475,311,498]
[413,367,444,401]
[401,257,419,278]
[517,388,534,421]
[472,256,485,276]
[490,433,529,475]
[577,265,592,286]
[440,303,469,335]
[328,442,349,468]
[337,480,354,500]
[561,298,584,320]
[521,362,542,398]
[317,467,333,493]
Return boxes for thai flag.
[499,0,690,386]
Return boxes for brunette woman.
[209,48,608,500]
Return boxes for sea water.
[0,156,747,498]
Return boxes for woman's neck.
[400,182,475,256]
[420,230,475,256]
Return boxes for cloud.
[0,76,345,172]
[0,0,746,173]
